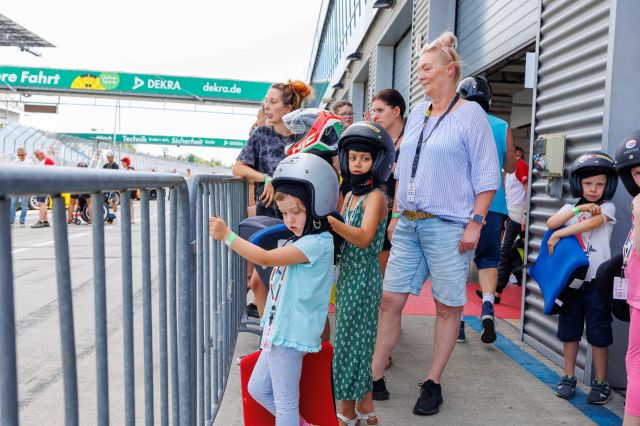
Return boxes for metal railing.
[0,165,248,425]
[188,175,251,425]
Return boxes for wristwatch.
[470,213,486,225]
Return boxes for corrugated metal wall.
[523,0,611,382]
[393,30,412,112]
[409,0,428,108]
[456,0,538,77]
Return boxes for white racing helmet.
[271,152,339,219]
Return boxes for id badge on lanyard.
[613,276,629,300]
[261,323,275,351]
[407,178,416,204]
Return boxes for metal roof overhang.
[0,14,54,48]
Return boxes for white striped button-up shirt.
[394,101,500,223]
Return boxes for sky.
[1,0,324,166]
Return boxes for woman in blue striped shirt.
[370,31,499,416]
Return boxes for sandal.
[355,409,378,425]
[337,413,358,426]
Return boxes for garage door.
[456,0,538,76]
[393,29,411,114]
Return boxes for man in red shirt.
[31,149,55,228]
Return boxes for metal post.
[157,188,169,426]
[92,192,110,426]
[214,183,223,403]
[169,188,180,426]
[203,184,211,422]
[177,186,192,425]
[0,198,18,426]
[120,192,135,425]
[197,184,205,425]
[141,190,155,426]
[52,196,80,426]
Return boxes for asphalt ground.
[8,204,175,425]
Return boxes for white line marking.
[12,232,89,254]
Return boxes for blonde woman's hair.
[420,31,462,84]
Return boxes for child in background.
[209,153,338,426]
[615,132,640,424]
[546,152,618,404]
[328,122,395,426]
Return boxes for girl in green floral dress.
[328,122,396,426]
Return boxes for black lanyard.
[267,257,289,325]
[410,94,459,179]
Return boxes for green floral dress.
[333,190,387,401]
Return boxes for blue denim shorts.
[383,216,472,307]
[474,211,506,269]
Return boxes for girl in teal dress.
[328,122,396,426]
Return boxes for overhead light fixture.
[332,82,344,89]
[346,51,362,61]
[373,0,394,8]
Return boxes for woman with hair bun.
[370,31,499,416]
[233,79,314,318]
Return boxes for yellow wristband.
[225,231,238,247]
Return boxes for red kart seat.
[239,342,337,425]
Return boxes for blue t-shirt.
[488,114,508,215]
[261,232,334,353]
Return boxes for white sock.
[482,293,495,305]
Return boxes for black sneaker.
[587,380,611,405]
[556,375,577,399]
[372,377,390,401]
[413,379,442,416]
[247,303,259,318]
[457,320,466,343]
[480,301,497,344]
[43,221,50,227]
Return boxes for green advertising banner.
[0,66,270,104]
[65,132,246,149]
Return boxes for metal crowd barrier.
[188,175,250,425]
[0,165,249,425]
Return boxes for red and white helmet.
[283,108,344,158]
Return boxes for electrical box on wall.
[533,134,566,198]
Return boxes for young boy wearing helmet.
[546,152,618,404]
[210,153,338,425]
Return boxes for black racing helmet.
[457,76,492,112]
[337,121,395,182]
[569,152,618,200]
[615,130,640,196]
